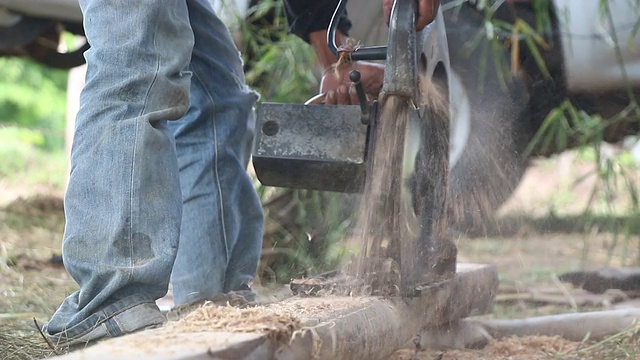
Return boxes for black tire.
[0,18,87,70]
[24,24,88,69]
[25,41,88,69]
[443,3,530,234]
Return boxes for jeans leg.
[46,0,194,336]
[168,0,263,305]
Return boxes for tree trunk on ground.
[418,309,640,350]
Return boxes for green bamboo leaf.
[516,19,550,50]
[462,26,487,57]
[555,119,568,151]
[523,33,551,79]
[532,0,553,34]
[598,0,608,18]
[491,40,511,90]
[625,174,640,210]
[476,37,490,92]
[491,19,515,32]
[627,19,640,50]
[524,106,564,156]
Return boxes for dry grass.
[0,197,74,360]
[0,322,57,360]
[390,322,640,359]
[391,335,579,360]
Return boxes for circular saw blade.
[355,5,457,296]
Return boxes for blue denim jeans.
[45,0,263,344]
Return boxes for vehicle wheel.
[346,0,530,234]
[443,3,530,234]
[0,17,52,48]
[0,17,87,69]
[24,25,88,69]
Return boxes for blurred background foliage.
[236,0,357,281]
[0,58,67,150]
[0,58,68,184]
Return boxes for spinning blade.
[354,1,457,296]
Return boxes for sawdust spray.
[343,79,452,294]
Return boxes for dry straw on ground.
[163,302,301,343]
[391,335,582,360]
[0,323,57,360]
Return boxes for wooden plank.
[52,263,497,360]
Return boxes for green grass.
[0,127,67,189]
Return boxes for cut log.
[416,308,640,350]
[559,268,640,293]
[477,308,640,342]
[494,288,629,307]
[51,263,497,360]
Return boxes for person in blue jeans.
[44,0,438,348]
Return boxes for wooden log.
[51,263,497,360]
[494,289,628,307]
[477,308,640,342]
[559,268,640,294]
[416,308,640,350]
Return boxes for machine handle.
[349,70,371,123]
[302,71,371,124]
[304,93,326,105]
[327,0,388,61]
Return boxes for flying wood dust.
[342,79,452,295]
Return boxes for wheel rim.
[448,70,471,169]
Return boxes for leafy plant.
[236,0,354,282]
[238,0,318,103]
[465,0,640,263]
[0,126,67,186]
[0,58,68,151]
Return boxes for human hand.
[383,0,441,31]
[309,30,384,105]
[320,61,384,105]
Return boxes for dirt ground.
[1,151,639,359]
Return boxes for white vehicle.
[1,0,638,228]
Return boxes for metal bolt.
[262,121,279,136]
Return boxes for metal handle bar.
[327,0,388,61]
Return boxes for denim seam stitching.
[55,299,156,342]
[127,120,138,277]
[191,67,230,263]
[111,316,125,337]
[103,320,119,337]
[130,26,162,276]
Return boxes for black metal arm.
[327,0,388,61]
